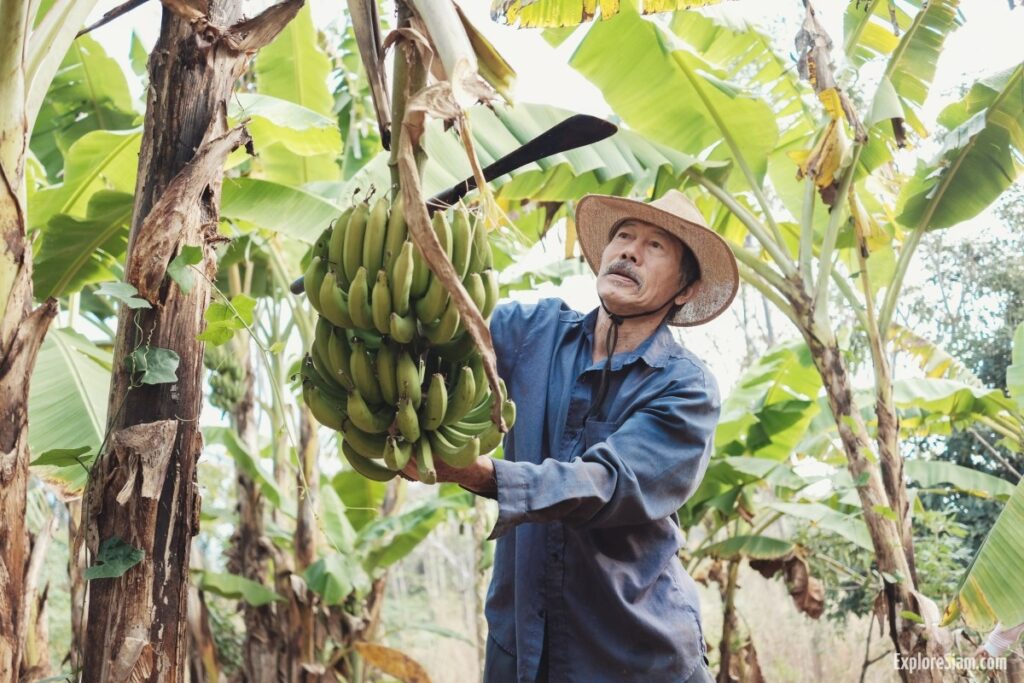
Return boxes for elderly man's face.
[596,220,697,317]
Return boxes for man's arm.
[408,371,719,539]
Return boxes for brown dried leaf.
[126,118,251,303]
[398,84,505,430]
[353,642,431,683]
[750,554,824,619]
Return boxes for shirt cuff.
[486,458,531,541]
[985,622,1024,657]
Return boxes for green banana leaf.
[698,534,795,561]
[253,3,340,184]
[30,33,139,179]
[716,339,822,462]
[568,3,777,186]
[33,190,133,298]
[231,92,342,159]
[203,427,284,510]
[1009,323,1024,413]
[27,328,111,493]
[220,178,343,245]
[768,501,874,551]
[944,478,1024,630]
[28,128,141,231]
[898,64,1024,231]
[331,468,388,531]
[193,570,283,606]
[905,460,1016,501]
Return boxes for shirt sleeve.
[487,368,719,540]
[984,622,1024,656]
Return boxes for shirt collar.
[579,307,678,370]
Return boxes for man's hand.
[402,454,497,495]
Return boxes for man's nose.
[618,242,639,264]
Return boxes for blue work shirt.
[484,298,719,683]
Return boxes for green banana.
[469,356,487,404]
[439,433,480,468]
[343,202,369,284]
[310,338,343,395]
[376,342,398,406]
[314,316,333,364]
[464,271,486,312]
[435,332,476,363]
[347,266,374,330]
[481,268,500,319]
[396,395,421,442]
[423,298,461,345]
[395,350,423,409]
[383,435,412,471]
[450,206,474,279]
[383,194,408,278]
[362,197,389,280]
[328,207,353,275]
[409,239,430,298]
[422,373,448,431]
[348,338,383,405]
[432,210,453,256]
[391,241,414,317]
[415,272,450,324]
[304,381,346,431]
[319,271,355,328]
[301,354,346,401]
[371,269,392,335]
[477,424,504,455]
[442,365,476,426]
[304,256,327,312]
[342,440,396,481]
[415,438,436,485]
[348,326,383,350]
[342,419,388,459]
[327,327,355,390]
[347,389,394,434]
[467,213,489,274]
[389,311,417,344]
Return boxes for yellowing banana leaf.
[899,64,1024,231]
[843,0,918,66]
[490,0,734,28]
[944,478,1024,630]
[888,324,983,386]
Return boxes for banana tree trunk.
[0,2,58,678]
[228,339,285,683]
[80,2,300,680]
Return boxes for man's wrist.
[460,456,497,497]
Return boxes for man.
[403,190,738,682]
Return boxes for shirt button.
[537,608,545,618]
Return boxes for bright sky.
[82,0,1024,392]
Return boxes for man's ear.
[674,280,700,307]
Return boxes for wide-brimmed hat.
[576,190,739,327]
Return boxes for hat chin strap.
[587,287,687,419]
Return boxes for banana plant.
[0,0,101,675]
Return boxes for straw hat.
[576,190,739,327]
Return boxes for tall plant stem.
[687,170,798,278]
[675,55,790,254]
[812,144,862,329]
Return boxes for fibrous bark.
[80,2,301,681]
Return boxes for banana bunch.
[300,196,513,483]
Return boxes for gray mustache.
[603,260,641,286]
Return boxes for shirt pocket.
[582,419,618,451]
